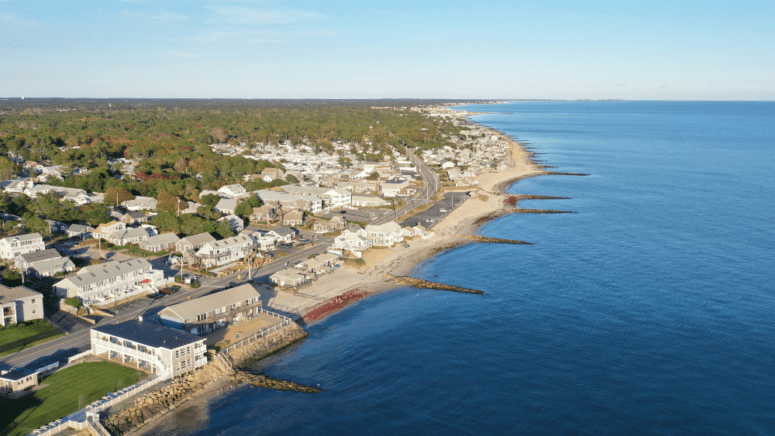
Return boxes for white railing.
[67,350,92,364]
[85,376,163,414]
[221,311,293,354]
[29,419,88,436]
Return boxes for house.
[331,228,371,257]
[45,220,67,233]
[313,216,346,233]
[248,231,278,251]
[255,190,322,213]
[15,248,75,278]
[159,283,262,335]
[217,184,249,199]
[282,210,304,226]
[280,186,352,208]
[269,268,308,287]
[0,367,40,393]
[365,221,404,247]
[266,227,297,244]
[195,234,255,268]
[381,179,410,198]
[91,319,206,380]
[53,258,166,304]
[139,233,180,253]
[1,179,34,194]
[122,196,158,211]
[218,215,244,232]
[66,224,95,240]
[106,227,151,246]
[260,167,285,181]
[214,198,238,215]
[0,233,45,260]
[95,221,125,240]
[250,205,277,223]
[176,233,216,254]
[441,161,456,169]
[124,212,149,225]
[0,284,44,327]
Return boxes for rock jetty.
[389,275,485,295]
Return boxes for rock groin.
[389,275,485,295]
[456,234,532,245]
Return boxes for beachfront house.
[269,268,308,288]
[159,284,262,335]
[195,234,255,268]
[175,233,216,254]
[91,319,206,380]
[53,259,166,304]
[365,221,404,247]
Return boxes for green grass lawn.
[1,361,143,436]
[0,321,65,357]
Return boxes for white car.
[439,208,448,213]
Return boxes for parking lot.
[400,192,470,228]
[320,208,393,225]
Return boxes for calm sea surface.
[156,102,775,435]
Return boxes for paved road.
[0,243,330,369]
[372,150,440,225]
[400,192,470,228]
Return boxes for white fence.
[34,361,59,374]
[221,310,293,354]
[29,418,88,436]
[67,350,93,364]
[85,376,163,414]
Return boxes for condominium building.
[195,234,255,268]
[91,319,206,380]
[0,284,44,327]
[53,259,166,304]
[159,283,262,335]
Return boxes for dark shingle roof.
[93,319,202,349]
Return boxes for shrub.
[174,275,183,283]
[190,281,201,289]
[65,297,82,309]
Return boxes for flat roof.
[93,319,203,349]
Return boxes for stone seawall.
[389,275,485,295]
[101,322,310,436]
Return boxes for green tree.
[234,196,261,219]
[216,218,234,239]
[200,194,221,209]
[0,156,21,180]
[285,174,298,183]
[152,211,181,233]
[157,191,184,213]
[2,268,22,287]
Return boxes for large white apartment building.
[364,221,404,247]
[0,284,44,327]
[53,258,166,304]
[91,319,206,380]
[0,233,45,260]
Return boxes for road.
[372,149,440,225]
[400,192,470,228]
[0,242,330,369]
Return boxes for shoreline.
[126,103,549,436]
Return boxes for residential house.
[351,195,391,207]
[255,190,322,213]
[269,268,308,288]
[54,258,166,304]
[44,220,67,233]
[266,227,297,244]
[65,224,95,240]
[122,196,158,211]
[218,215,244,232]
[280,186,352,208]
[381,179,410,198]
[15,248,75,278]
[91,319,206,380]
[282,210,304,226]
[250,205,277,223]
[260,167,285,181]
[1,179,34,194]
[0,285,44,327]
[139,233,180,253]
[214,198,238,215]
[365,221,404,247]
[159,283,262,335]
[217,184,249,199]
[313,216,346,233]
[95,221,125,240]
[0,233,45,260]
[106,227,151,246]
[331,228,371,257]
[15,248,62,272]
[175,233,216,254]
[124,212,150,225]
[195,234,255,268]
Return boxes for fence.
[221,310,293,354]
[29,418,88,436]
[84,376,163,414]
[67,350,93,364]
[34,361,59,374]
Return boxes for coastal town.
[0,102,543,436]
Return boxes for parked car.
[439,208,448,213]
[147,293,164,299]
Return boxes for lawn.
[1,361,143,436]
[0,321,65,357]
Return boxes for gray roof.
[127,212,147,219]
[18,248,61,264]
[179,233,216,246]
[207,234,254,249]
[215,198,237,211]
[1,233,43,243]
[0,284,41,304]
[93,320,202,349]
[67,224,95,233]
[32,257,75,274]
[272,226,297,237]
[162,284,260,321]
[142,232,180,246]
[109,227,150,240]
[58,259,152,289]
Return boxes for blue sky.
[1,0,773,99]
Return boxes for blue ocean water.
[156,102,775,435]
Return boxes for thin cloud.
[169,51,201,58]
[0,13,39,26]
[122,10,189,23]
[206,6,324,25]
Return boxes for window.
[31,309,37,315]
[175,350,180,358]
[31,299,36,304]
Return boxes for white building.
[195,234,255,268]
[122,196,158,211]
[0,233,45,260]
[217,184,249,199]
[91,319,206,380]
[365,221,404,247]
[331,228,372,258]
[0,284,44,327]
[54,259,166,304]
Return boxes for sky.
[1,0,773,100]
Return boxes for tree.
[366,172,379,180]
[216,218,234,239]
[157,191,184,213]
[22,216,50,236]
[285,174,298,183]
[200,194,221,209]
[152,211,181,233]
[105,186,134,206]
[234,196,261,219]
[0,156,21,180]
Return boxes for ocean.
[153,101,775,435]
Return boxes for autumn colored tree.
[105,186,135,206]
[157,191,185,213]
